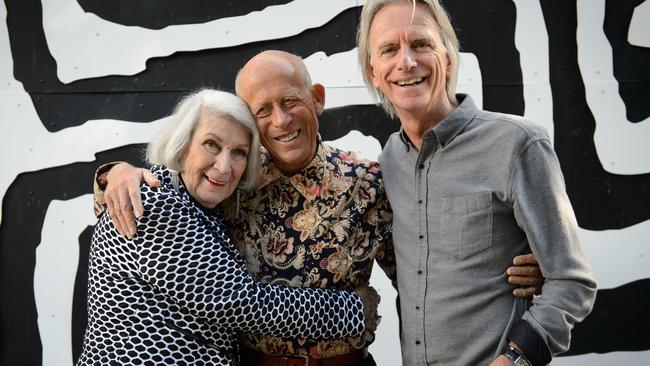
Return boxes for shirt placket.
[413,134,437,364]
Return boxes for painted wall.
[1,0,648,365]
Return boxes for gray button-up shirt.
[379,95,596,365]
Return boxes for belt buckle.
[298,354,310,366]
[287,354,310,366]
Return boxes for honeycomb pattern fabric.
[77,166,365,366]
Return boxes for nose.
[397,47,417,71]
[213,151,232,175]
[270,104,292,129]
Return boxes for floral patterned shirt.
[225,141,396,358]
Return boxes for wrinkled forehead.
[241,60,308,102]
[194,113,251,144]
[249,80,310,109]
[369,3,442,46]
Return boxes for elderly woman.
[76,89,377,366]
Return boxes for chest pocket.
[438,192,493,259]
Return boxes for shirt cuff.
[93,161,121,218]
[507,319,551,366]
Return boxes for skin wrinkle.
[368,2,453,148]
[180,116,250,208]
[236,51,324,176]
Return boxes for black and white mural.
[1,0,648,365]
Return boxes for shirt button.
[418,199,423,204]
[415,306,420,310]
[416,340,421,345]
[417,270,423,275]
[419,164,425,169]
[418,234,424,239]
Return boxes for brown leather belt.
[248,348,368,366]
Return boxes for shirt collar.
[398,94,478,150]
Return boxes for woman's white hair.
[146,88,260,192]
[357,0,460,117]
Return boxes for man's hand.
[489,354,515,366]
[507,253,544,297]
[354,285,381,332]
[105,163,159,238]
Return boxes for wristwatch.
[503,345,531,366]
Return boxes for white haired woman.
[76,89,378,366]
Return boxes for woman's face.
[180,113,250,208]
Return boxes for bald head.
[232,50,326,175]
[235,50,312,98]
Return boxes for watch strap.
[503,345,532,366]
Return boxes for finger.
[119,197,136,239]
[507,265,541,276]
[114,188,135,238]
[508,275,543,286]
[129,174,146,219]
[513,286,539,297]
[142,169,161,188]
[513,253,538,265]
[106,194,127,237]
[122,209,138,239]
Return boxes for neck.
[397,99,456,150]
[275,143,318,177]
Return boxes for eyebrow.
[203,132,250,149]
[251,104,269,113]
[376,40,397,50]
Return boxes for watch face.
[517,358,531,366]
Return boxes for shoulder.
[472,110,550,145]
[383,131,403,148]
[378,132,405,166]
[137,167,228,240]
[139,166,186,213]
[323,143,383,182]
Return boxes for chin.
[197,193,223,208]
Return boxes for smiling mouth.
[276,130,300,143]
[206,176,227,186]
[396,77,425,86]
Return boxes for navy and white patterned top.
[77,166,365,366]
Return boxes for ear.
[445,52,453,78]
[312,83,326,116]
[367,64,380,88]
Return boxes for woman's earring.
[170,170,180,192]
[236,188,241,219]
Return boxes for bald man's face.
[238,58,324,176]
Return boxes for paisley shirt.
[225,141,396,358]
